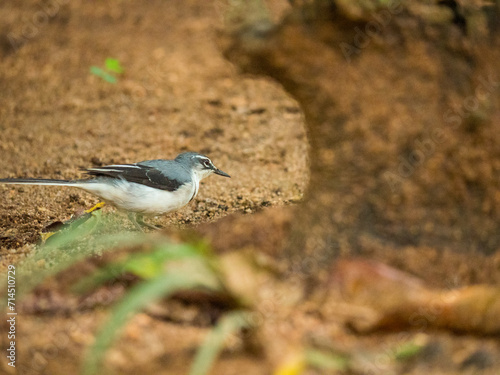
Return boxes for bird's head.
[176,152,230,180]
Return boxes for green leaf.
[90,66,117,84]
[189,311,253,375]
[13,216,148,299]
[105,58,124,74]
[394,341,425,361]
[305,349,349,371]
[123,244,201,278]
[83,272,207,375]
[123,256,162,279]
[71,262,126,294]
[72,243,207,293]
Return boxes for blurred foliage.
[0,212,252,375]
[189,310,253,375]
[105,57,124,74]
[273,339,425,374]
[0,208,432,375]
[90,57,124,83]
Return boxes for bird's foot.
[128,212,161,231]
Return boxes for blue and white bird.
[0,152,230,230]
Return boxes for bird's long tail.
[0,178,81,187]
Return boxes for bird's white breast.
[78,178,198,215]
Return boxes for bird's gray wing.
[85,161,187,191]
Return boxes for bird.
[0,152,230,230]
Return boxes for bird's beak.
[214,168,230,178]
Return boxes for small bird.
[0,152,230,230]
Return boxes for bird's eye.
[203,160,211,168]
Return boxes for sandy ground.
[0,0,307,263]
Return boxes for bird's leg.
[134,213,161,230]
[127,212,145,232]
[137,214,161,230]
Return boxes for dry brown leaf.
[328,259,500,335]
